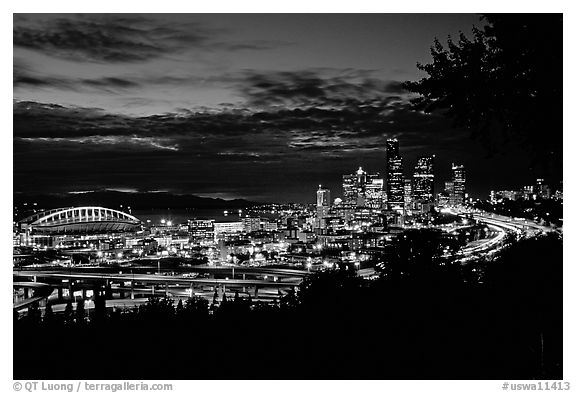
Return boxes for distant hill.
[13,190,260,213]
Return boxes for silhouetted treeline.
[14,233,562,380]
[405,14,562,177]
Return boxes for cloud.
[14,15,170,63]
[234,70,411,110]
[18,135,179,151]
[14,66,141,92]
[13,14,290,64]
[14,96,462,157]
[14,98,480,201]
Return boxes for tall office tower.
[412,155,435,203]
[445,181,454,196]
[386,139,404,210]
[451,164,466,206]
[403,179,413,210]
[523,185,535,200]
[317,185,331,208]
[365,174,384,209]
[316,185,331,229]
[342,174,356,208]
[553,181,563,201]
[342,167,367,207]
[536,178,551,199]
[490,190,496,203]
[438,181,454,206]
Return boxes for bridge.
[13,281,54,311]
[14,266,305,307]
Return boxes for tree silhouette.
[404,14,562,173]
[27,302,42,325]
[93,289,107,324]
[43,302,55,326]
[63,300,74,325]
[75,299,86,325]
[184,296,209,320]
[175,299,184,318]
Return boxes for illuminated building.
[497,190,519,201]
[213,221,244,238]
[316,185,331,229]
[490,190,496,203]
[18,207,141,235]
[317,185,331,207]
[451,164,466,206]
[536,178,551,199]
[343,167,367,208]
[242,217,261,233]
[403,179,412,212]
[412,155,435,203]
[365,175,384,209]
[188,219,215,243]
[523,185,535,200]
[342,167,383,210]
[386,139,404,211]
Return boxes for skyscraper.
[403,178,413,212]
[413,155,435,203]
[386,139,404,211]
[536,178,551,199]
[451,164,466,206]
[317,185,331,208]
[342,167,383,209]
[365,174,384,209]
[316,185,331,229]
[343,167,366,207]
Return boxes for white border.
[4,2,574,393]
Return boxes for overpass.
[13,281,54,310]
[446,208,554,262]
[14,268,303,303]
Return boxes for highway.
[13,209,557,312]
[448,208,555,262]
[13,282,54,310]
[14,270,302,289]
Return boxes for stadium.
[19,207,142,234]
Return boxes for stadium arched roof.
[19,207,142,234]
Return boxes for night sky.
[14,14,539,203]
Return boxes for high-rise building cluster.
[490,178,562,203]
[310,138,467,231]
[386,139,404,211]
[342,167,384,209]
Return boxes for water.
[132,208,247,225]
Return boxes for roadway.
[13,270,302,289]
[448,208,555,262]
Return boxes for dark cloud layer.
[13,14,534,201]
[14,93,527,202]
[236,70,408,109]
[14,15,173,62]
[14,15,288,63]
[14,66,141,92]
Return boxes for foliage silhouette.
[404,14,562,173]
[14,234,562,379]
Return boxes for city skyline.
[13,13,557,203]
[12,13,564,382]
